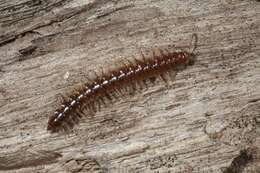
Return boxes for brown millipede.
[47,34,198,133]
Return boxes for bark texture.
[0,0,260,172]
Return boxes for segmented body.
[47,47,196,133]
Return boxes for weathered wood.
[0,0,259,172]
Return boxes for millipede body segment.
[47,35,198,133]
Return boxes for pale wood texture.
[0,0,260,173]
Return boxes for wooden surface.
[0,0,260,172]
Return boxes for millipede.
[47,34,198,133]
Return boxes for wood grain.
[0,0,259,172]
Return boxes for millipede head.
[182,50,196,66]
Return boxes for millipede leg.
[140,50,147,62]
[66,116,76,128]
[57,93,68,103]
[149,76,156,85]
[110,88,120,99]
[129,81,137,94]
[90,70,99,79]
[137,81,144,90]
[142,79,149,89]
[160,74,168,83]
[158,49,166,59]
[95,99,102,111]
[86,102,96,115]
[61,123,70,132]
[75,108,84,118]
[126,59,134,67]
[133,56,145,67]
[104,92,113,102]
[99,97,107,107]
[167,70,177,81]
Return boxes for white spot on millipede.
[55,113,63,122]
[71,100,76,106]
[86,89,91,94]
[93,84,100,90]
[64,107,69,112]
[118,73,125,78]
[111,76,117,82]
[103,80,108,85]
[78,94,83,99]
